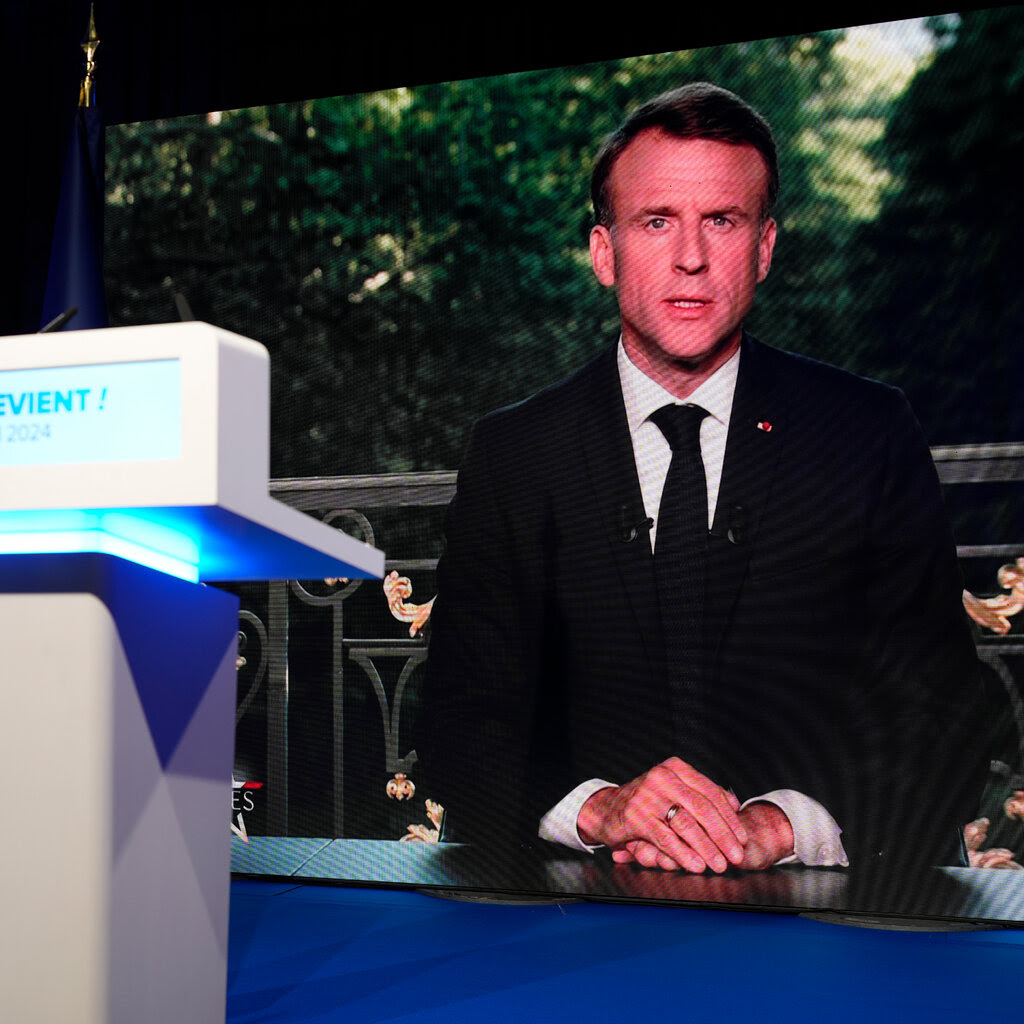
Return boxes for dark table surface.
[231,836,1024,926]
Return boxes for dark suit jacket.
[416,335,986,873]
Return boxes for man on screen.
[416,82,986,874]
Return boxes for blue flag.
[41,106,108,331]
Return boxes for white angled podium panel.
[0,325,385,1022]
[0,555,239,1023]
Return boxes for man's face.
[590,130,776,394]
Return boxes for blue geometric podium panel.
[0,553,238,1024]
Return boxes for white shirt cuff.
[741,790,849,867]
[538,778,618,851]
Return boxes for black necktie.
[649,403,711,765]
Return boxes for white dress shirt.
[537,341,849,868]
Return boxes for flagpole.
[39,5,108,332]
[79,4,100,108]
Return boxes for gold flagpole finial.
[78,4,100,107]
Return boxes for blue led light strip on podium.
[0,510,200,580]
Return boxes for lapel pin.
[757,421,773,432]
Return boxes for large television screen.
[106,6,1024,926]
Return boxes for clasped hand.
[576,757,794,873]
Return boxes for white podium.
[0,323,383,1023]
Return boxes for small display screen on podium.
[0,359,180,466]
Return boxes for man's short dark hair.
[591,82,779,227]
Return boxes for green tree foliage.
[750,25,922,365]
[106,30,930,478]
[849,7,1024,446]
